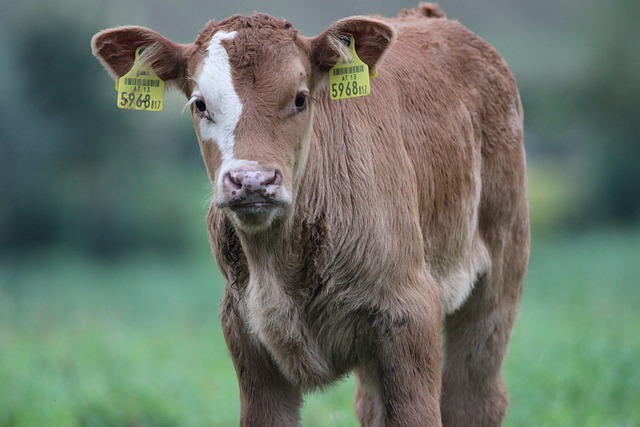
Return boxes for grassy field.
[1,229,639,426]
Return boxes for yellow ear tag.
[116,46,165,112]
[329,36,371,100]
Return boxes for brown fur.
[92,3,529,426]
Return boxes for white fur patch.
[197,30,243,166]
[439,240,491,314]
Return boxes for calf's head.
[92,14,395,233]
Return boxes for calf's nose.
[223,166,283,206]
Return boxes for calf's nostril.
[225,173,242,190]
[264,170,282,187]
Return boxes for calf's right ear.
[310,17,396,74]
[91,26,192,90]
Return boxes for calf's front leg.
[220,291,303,427]
[354,298,442,427]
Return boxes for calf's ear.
[91,26,192,91]
[310,17,396,73]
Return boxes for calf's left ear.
[310,17,396,73]
[92,26,193,90]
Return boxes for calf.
[92,3,529,426]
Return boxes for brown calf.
[92,3,529,426]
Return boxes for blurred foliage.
[519,0,640,228]
[0,0,639,258]
[0,5,204,257]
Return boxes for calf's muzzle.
[219,164,286,210]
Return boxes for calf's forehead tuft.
[194,14,303,71]
[217,13,295,33]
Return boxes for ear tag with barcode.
[329,36,371,100]
[116,46,165,112]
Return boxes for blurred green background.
[1,0,639,425]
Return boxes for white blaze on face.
[197,31,242,162]
[196,31,241,162]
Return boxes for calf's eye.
[293,93,309,115]
[195,99,207,113]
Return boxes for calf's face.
[190,26,313,233]
[92,15,395,233]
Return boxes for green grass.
[504,230,640,427]
[1,229,639,426]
